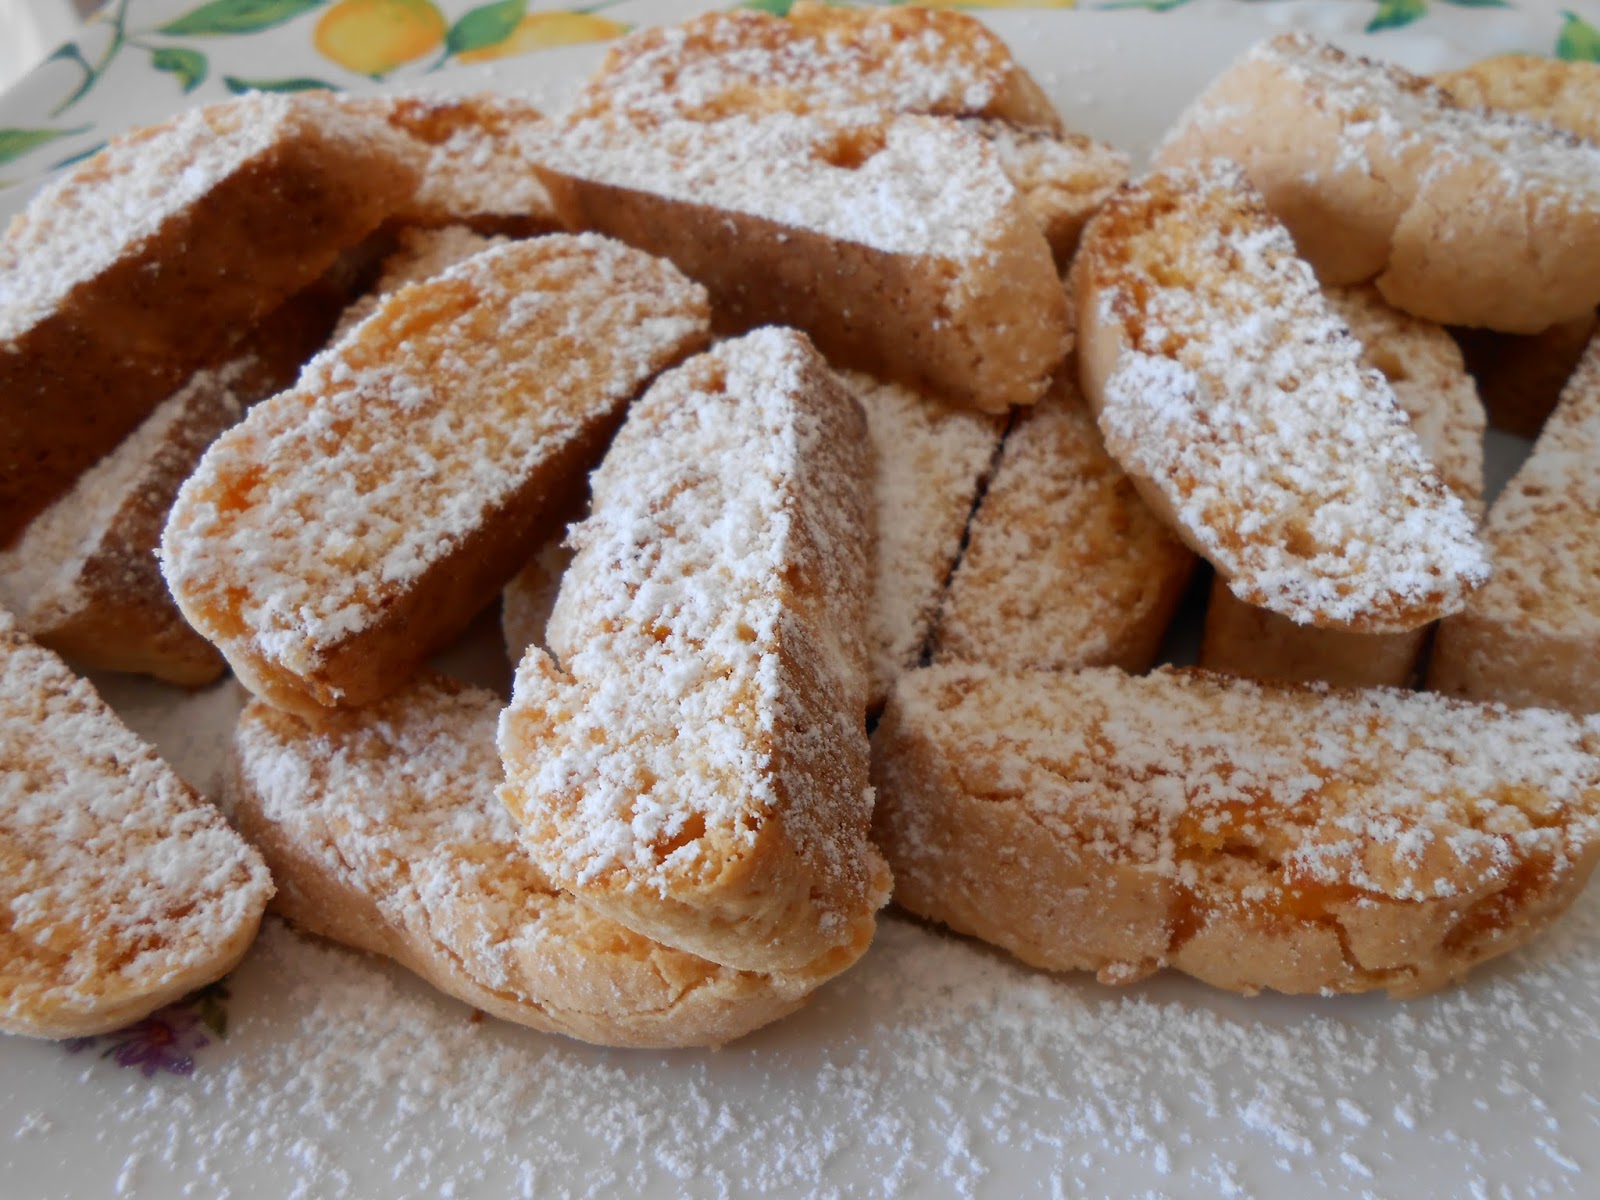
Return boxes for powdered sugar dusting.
[499,329,882,968]
[567,4,1055,129]
[1085,160,1488,633]
[10,900,1600,1195]
[228,676,822,1046]
[1452,331,1600,637]
[847,370,1003,709]
[161,235,708,682]
[935,379,1193,672]
[893,663,1600,905]
[0,614,271,1035]
[1242,32,1600,195]
[346,92,556,228]
[1324,283,1486,519]
[533,111,1017,259]
[0,93,381,338]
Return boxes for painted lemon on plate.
[456,12,629,63]
[315,0,449,77]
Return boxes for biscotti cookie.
[872,663,1600,998]
[229,675,838,1049]
[1428,329,1600,714]
[1433,56,1600,439]
[1,610,273,1038]
[528,110,1069,413]
[848,372,1005,712]
[932,376,1193,674]
[568,2,1060,130]
[349,93,561,236]
[1434,53,1600,139]
[1201,284,1487,687]
[0,286,345,686]
[0,91,420,548]
[564,5,1124,267]
[1156,33,1600,332]
[499,329,890,974]
[1074,160,1487,634]
[162,235,710,716]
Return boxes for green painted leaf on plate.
[151,47,208,93]
[47,42,87,66]
[159,0,327,37]
[740,0,795,13]
[1098,1,1197,12]
[51,140,107,171]
[1367,0,1427,32]
[1557,10,1600,60]
[223,74,339,93]
[1440,0,1510,8]
[446,0,527,56]
[0,127,84,168]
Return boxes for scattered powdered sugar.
[532,111,1018,260]
[161,235,708,681]
[1087,160,1488,633]
[8,899,1600,1196]
[0,614,271,1034]
[845,370,1004,708]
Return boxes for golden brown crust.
[1428,329,1600,715]
[161,235,710,716]
[1157,34,1600,332]
[0,93,420,548]
[227,676,840,1049]
[932,377,1193,674]
[0,283,347,686]
[499,331,889,975]
[531,112,1070,414]
[1434,54,1600,142]
[1430,56,1600,440]
[872,664,1600,997]
[0,612,272,1038]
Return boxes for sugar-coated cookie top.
[533,111,1019,260]
[892,663,1600,902]
[162,234,708,679]
[0,615,271,1026]
[568,2,1056,128]
[0,92,389,337]
[508,328,872,892]
[1083,159,1488,632]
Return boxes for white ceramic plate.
[4,4,1600,1197]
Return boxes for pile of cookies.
[3,3,1600,1047]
